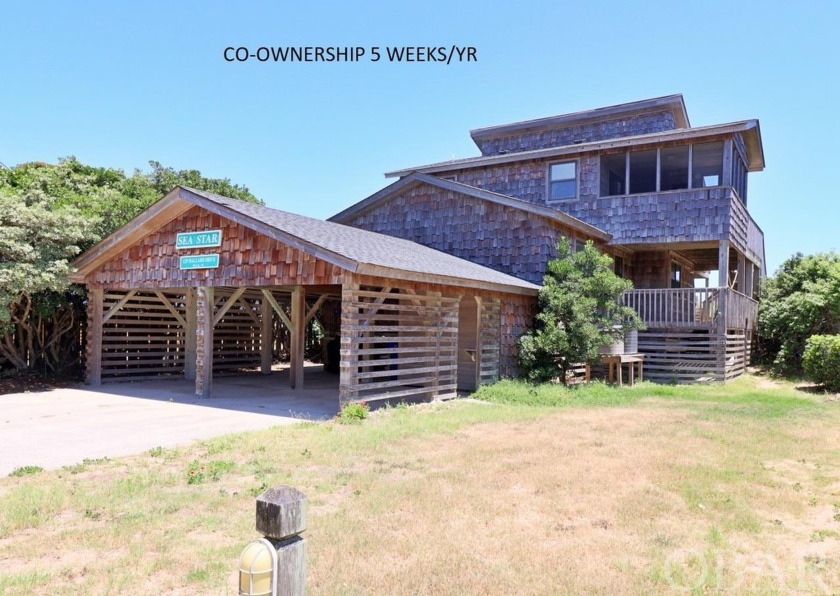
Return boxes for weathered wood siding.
[475,110,677,156]
[500,293,535,378]
[628,250,700,290]
[80,205,538,391]
[430,139,763,273]
[86,206,345,289]
[341,182,604,285]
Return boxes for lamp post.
[238,486,307,596]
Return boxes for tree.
[758,252,840,374]
[0,189,96,371]
[517,239,644,383]
[144,161,259,204]
[0,157,262,375]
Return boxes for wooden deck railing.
[622,287,758,330]
[726,288,759,330]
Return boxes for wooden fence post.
[254,486,307,595]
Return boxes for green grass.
[474,375,819,419]
[0,374,837,593]
[0,571,50,591]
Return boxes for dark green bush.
[758,252,840,374]
[802,335,840,392]
[518,239,643,383]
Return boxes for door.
[457,297,478,392]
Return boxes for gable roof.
[70,186,540,295]
[328,172,611,242]
[469,94,690,144]
[386,120,765,178]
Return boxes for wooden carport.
[71,186,538,404]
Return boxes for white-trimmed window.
[548,161,577,201]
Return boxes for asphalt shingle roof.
[182,186,540,292]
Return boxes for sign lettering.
[176,230,222,249]
[179,254,220,270]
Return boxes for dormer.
[470,94,690,156]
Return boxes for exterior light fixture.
[239,538,278,596]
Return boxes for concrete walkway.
[0,368,339,476]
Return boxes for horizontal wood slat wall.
[212,289,261,374]
[636,328,751,383]
[101,290,186,381]
[340,283,459,404]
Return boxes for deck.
[622,287,758,331]
[621,287,758,382]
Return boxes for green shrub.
[336,401,369,424]
[8,465,44,477]
[518,239,643,383]
[803,335,840,391]
[758,252,840,374]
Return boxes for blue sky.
[2,0,838,275]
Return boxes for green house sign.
[179,254,220,270]
[176,230,222,249]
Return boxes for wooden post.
[722,139,733,186]
[717,241,730,380]
[290,286,305,389]
[185,288,197,381]
[196,286,214,397]
[86,287,103,387]
[339,283,359,405]
[744,260,755,299]
[736,251,746,295]
[261,295,273,375]
[254,486,307,595]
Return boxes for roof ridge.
[469,94,689,140]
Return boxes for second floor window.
[548,161,577,201]
[600,141,728,197]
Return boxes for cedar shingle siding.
[340,183,597,285]
[475,110,677,156]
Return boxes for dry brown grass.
[1,376,839,594]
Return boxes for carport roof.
[70,186,541,295]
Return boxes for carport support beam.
[185,288,197,381]
[196,286,214,397]
[290,286,305,389]
[86,287,103,387]
[261,295,272,374]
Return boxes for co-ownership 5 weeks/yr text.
[222,45,477,64]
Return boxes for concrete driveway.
[0,370,339,476]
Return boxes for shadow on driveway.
[0,366,339,476]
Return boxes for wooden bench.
[601,353,645,386]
